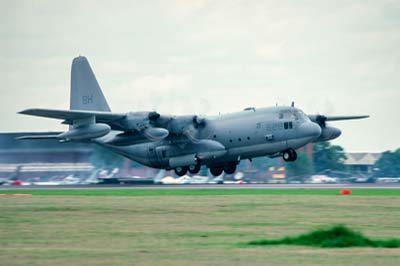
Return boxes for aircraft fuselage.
[96,106,322,173]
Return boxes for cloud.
[109,74,193,113]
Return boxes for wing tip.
[18,108,38,115]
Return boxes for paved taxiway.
[1,183,400,190]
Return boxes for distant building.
[0,132,157,180]
[0,132,94,179]
[344,153,381,174]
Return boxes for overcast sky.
[0,0,399,152]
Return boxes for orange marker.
[340,189,352,195]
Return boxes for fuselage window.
[229,139,233,143]
[238,138,242,142]
[247,136,250,140]
[284,121,293,130]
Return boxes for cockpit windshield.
[279,109,309,121]
[295,110,309,121]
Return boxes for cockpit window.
[279,110,296,120]
[296,110,309,121]
[279,110,308,121]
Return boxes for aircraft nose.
[300,122,322,139]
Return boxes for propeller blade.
[148,111,160,121]
[193,115,206,127]
[182,125,201,143]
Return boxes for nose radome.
[331,127,342,139]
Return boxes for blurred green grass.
[1,190,400,266]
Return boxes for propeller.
[182,115,207,143]
[148,111,161,121]
[182,124,200,143]
[315,115,328,128]
[124,111,169,141]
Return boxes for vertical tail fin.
[70,56,111,112]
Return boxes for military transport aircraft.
[18,56,369,176]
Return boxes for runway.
[1,183,400,190]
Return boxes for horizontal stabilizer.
[19,108,126,124]
[16,134,60,140]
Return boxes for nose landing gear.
[282,149,297,162]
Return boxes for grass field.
[1,189,400,266]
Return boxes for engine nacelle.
[58,123,111,140]
[142,127,169,141]
[314,126,341,142]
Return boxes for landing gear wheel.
[210,167,223,176]
[290,149,297,161]
[174,166,188,176]
[283,151,291,162]
[223,164,237,175]
[188,163,201,174]
[282,149,297,162]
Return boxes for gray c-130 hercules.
[18,56,369,176]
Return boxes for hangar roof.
[344,153,382,166]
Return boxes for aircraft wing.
[308,114,369,128]
[18,108,169,141]
[308,114,369,122]
[19,108,207,143]
[323,115,369,121]
[19,108,126,125]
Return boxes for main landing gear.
[282,149,297,162]
[174,161,201,176]
[174,161,238,177]
[188,163,201,174]
[174,166,188,176]
[210,162,237,177]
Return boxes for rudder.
[70,56,111,112]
